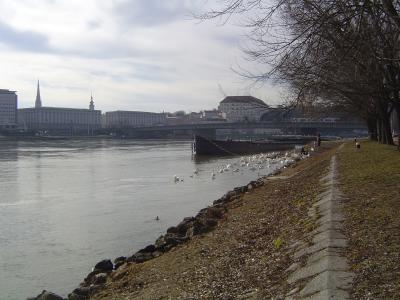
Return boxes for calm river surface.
[0,139,283,299]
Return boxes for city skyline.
[0,1,283,113]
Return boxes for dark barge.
[193,135,313,155]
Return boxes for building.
[18,81,101,134]
[201,110,225,122]
[105,110,166,128]
[218,96,269,122]
[0,89,18,129]
[188,112,203,123]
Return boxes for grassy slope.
[338,141,400,298]
[92,146,337,300]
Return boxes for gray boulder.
[193,217,218,235]
[93,273,108,285]
[33,290,64,300]
[94,259,113,272]
[138,244,156,253]
[67,293,86,300]
[129,252,153,263]
[114,256,127,270]
[71,287,90,296]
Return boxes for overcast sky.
[0,0,283,112]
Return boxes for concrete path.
[285,153,354,299]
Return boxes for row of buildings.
[0,82,277,134]
[1,82,365,135]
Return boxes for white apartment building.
[18,82,101,133]
[218,96,269,122]
[0,89,17,129]
[105,111,166,128]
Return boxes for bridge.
[108,121,367,139]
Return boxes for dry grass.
[338,141,400,299]
[92,145,337,300]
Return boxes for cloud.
[86,20,102,30]
[0,20,51,52]
[112,0,189,27]
[0,18,132,59]
[126,62,178,82]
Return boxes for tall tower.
[89,93,95,110]
[35,80,42,108]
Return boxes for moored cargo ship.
[193,135,313,155]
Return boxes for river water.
[0,139,285,299]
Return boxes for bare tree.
[198,0,400,144]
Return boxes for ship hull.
[194,135,308,155]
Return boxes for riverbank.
[85,145,337,299]
[30,140,400,299]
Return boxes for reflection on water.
[0,141,19,161]
[0,139,281,299]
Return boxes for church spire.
[35,80,42,108]
[89,92,95,110]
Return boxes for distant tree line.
[198,0,400,144]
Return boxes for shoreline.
[28,149,307,300]
[90,144,335,299]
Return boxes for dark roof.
[220,96,268,107]
[0,89,16,94]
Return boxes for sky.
[0,0,283,113]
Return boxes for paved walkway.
[285,152,354,299]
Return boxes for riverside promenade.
[32,141,400,299]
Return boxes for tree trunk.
[367,115,377,141]
[382,114,394,145]
[394,102,400,150]
[376,100,394,145]
[377,119,383,143]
